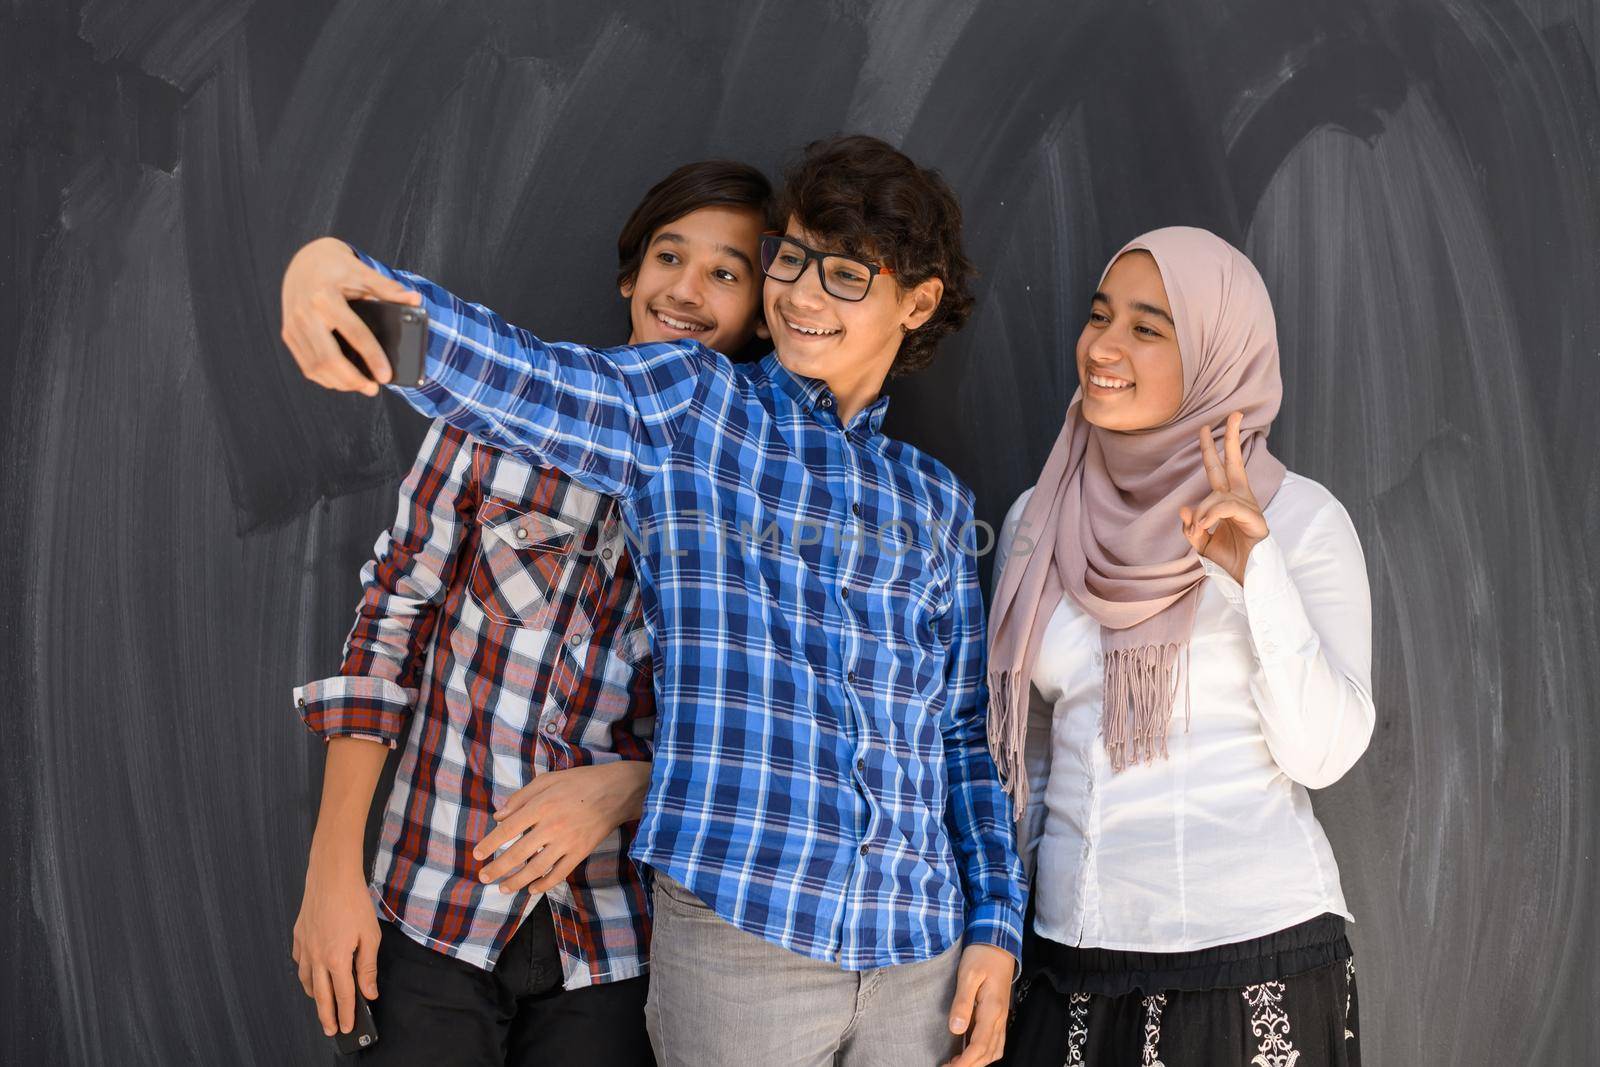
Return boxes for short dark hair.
[616,160,775,288]
[775,135,975,376]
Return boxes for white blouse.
[998,471,1374,952]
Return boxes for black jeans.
[359,900,654,1066]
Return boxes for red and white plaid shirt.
[295,419,654,987]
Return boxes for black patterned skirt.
[1002,914,1360,1066]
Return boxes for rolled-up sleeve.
[294,419,476,746]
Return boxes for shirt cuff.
[350,246,519,440]
[1198,554,1246,610]
[1239,536,1318,665]
[348,247,442,386]
[295,675,416,748]
[964,897,1025,976]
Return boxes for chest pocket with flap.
[468,498,581,630]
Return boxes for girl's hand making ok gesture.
[1179,410,1269,586]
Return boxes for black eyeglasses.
[758,234,894,302]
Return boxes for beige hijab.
[987,227,1286,812]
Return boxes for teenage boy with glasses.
[280,135,1026,1067]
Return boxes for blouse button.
[601,548,614,561]
[516,528,529,540]
[569,631,587,647]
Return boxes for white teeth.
[785,316,839,336]
[1089,374,1132,390]
[655,311,707,331]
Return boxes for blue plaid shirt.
[357,250,1026,969]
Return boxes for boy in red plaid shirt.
[289,161,774,1065]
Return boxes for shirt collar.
[762,352,832,412]
[856,394,891,436]
[760,352,891,437]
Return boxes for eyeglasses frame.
[758,232,895,303]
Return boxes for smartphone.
[337,298,429,388]
[331,994,380,1056]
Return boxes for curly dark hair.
[774,134,975,376]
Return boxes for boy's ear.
[755,317,771,340]
[619,275,636,300]
[901,277,944,332]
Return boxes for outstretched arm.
[279,238,711,500]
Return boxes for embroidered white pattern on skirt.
[1140,992,1167,1067]
[1009,976,1031,1034]
[1243,980,1300,1067]
[1344,958,1356,1041]
[1063,992,1091,1066]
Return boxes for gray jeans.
[644,874,963,1067]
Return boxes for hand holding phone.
[279,236,424,396]
[332,994,380,1056]
[291,854,384,1053]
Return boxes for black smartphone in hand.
[332,994,380,1056]
[337,299,429,388]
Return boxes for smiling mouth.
[1088,373,1133,390]
[780,313,841,338]
[652,308,711,333]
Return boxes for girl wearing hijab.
[989,227,1374,1065]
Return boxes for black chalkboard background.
[4,1,1597,1063]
